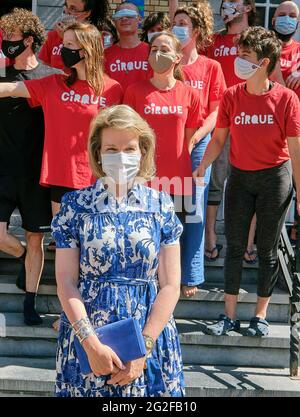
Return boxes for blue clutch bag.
[73,318,147,375]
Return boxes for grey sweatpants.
[224,161,293,297]
[208,136,230,205]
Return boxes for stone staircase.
[0,215,300,397]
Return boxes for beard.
[273,28,296,43]
[225,12,244,27]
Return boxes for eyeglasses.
[64,4,86,16]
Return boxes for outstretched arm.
[0,81,30,98]
[169,0,179,21]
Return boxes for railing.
[278,224,300,378]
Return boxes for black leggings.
[224,161,293,297]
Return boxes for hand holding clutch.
[107,356,147,386]
[83,335,125,377]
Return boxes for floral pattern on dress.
[51,179,184,397]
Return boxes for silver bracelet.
[72,316,91,331]
[75,324,96,344]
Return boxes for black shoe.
[16,262,26,292]
[24,307,43,326]
[246,317,269,337]
[24,292,43,326]
[206,314,240,336]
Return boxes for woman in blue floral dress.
[51,104,185,397]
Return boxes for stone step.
[175,283,289,322]
[0,358,299,397]
[0,277,288,322]
[184,365,300,397]
[0,293,61,314]
[0,237,259,284]
[0,357,55,396]
[0,313,291,368]
[177,319,290,368]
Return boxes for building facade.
[0,0,299,39]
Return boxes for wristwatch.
[143,334,154,354]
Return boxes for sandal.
[243,249,257,265]
[205,314,240,336]
[47,240,56,252]
[205,244,223,262]
[246,317,269,337]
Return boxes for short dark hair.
[141,12,170,42]
[82,0,109,27]
[97,17,118,44]
[117,2,140,14]
[0,7,46,53]
[237,26,282,75]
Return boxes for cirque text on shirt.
[280,52,300,68]
[234,112,274,125]
[144,103,183,115]
[214,45,237,57]
[185,80,204,90]
[52,44,63,56]
[61,90,107,106]
[109,60,149,73]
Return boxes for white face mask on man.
[234,56,262,80]
[101,152,141,184]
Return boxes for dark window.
[255,1,280,28]
[0,1,32,18]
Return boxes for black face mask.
[61,46,84,68]
[1,39,27,59]
[273,28,296,43]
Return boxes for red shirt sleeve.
[111,82,124,104]
[24,75,54,107]
[209,61,227,103]
[285,91,300,137]
[186,87,203,128]
[216,89,232,128]
[123,84,136,108]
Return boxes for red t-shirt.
[123,80,203,195]
[182,55,227,119]
[24,74,123,189]
[280,39,300,100]
[216,82,300,170]
[206,33,242,88]
[38,30,64,70]
[104,42,153,91]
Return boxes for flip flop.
[243,249,257,265]
[205,244,223,262]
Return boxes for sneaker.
[206,314,240,336]
[246,317,269,337]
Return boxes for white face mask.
[234,56,261,80]
[101,152,141,184]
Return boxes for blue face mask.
[274,15,298,35]
[172,26,190,45]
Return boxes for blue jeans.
[181,133,211,286]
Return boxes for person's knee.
[25,232,44,250]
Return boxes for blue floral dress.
[51,179,185,397]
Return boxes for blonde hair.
[64,22,104,96]
[149,31,184,81]
[88,105,156,180]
